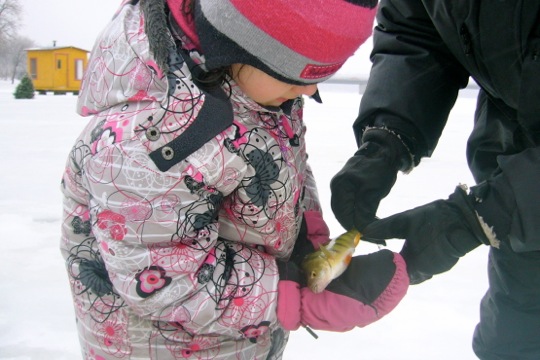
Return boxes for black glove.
[330,128,413,234]
[362,186,491,284]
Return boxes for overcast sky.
[19,0,121,50]
[18,0,373,77]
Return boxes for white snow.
[0,80,487,360]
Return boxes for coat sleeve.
[355,0,470,162]
[301,164,323,213]
[61,128,279,334]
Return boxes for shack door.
[53,53,68,90]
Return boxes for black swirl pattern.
[66,237,125,323]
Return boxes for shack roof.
[26,46,89,52]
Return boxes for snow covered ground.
[0,80,487,359]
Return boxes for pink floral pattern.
[135,266,172,298]
[96,210,127,241]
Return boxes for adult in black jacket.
[331,1,540,359]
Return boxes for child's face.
[231,64,318,107]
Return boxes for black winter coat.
[355,0,540,252]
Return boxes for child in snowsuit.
[60,0,409,359]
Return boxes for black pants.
[472,242,540,359]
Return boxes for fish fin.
[344,254,353,266]
[320,246,333,258]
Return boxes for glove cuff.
[362,127,414,173]
[449,185,496,248]
[470,179,513,249]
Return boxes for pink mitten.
[277,249,408,332]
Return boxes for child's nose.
[295,84,318,97]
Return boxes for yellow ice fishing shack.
[26,45,89,94]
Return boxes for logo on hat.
[300,63,345,80]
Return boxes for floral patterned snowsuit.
[60,2,322,359]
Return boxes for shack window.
[75,59,84,80]
[57,59,62,69]
[30,58,37,79]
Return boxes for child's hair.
[189,63,230,90]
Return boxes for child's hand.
[277,249,409,332]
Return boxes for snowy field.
[0,80,488,359]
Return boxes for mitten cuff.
[303,210,331,250]
[370,252,409,319]
[301,288,379,332]
[300,288,371,332]
[277,280,302,331]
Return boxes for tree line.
[0,0,35,83]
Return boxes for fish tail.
[354,231,361,246]
[333,229,361,254]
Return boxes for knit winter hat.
[193,0,378,85]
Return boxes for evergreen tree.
[14,74,35,99]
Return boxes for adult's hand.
[363,186,492,284]
[330,128,412,235]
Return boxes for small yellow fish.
[301,229,361,293]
